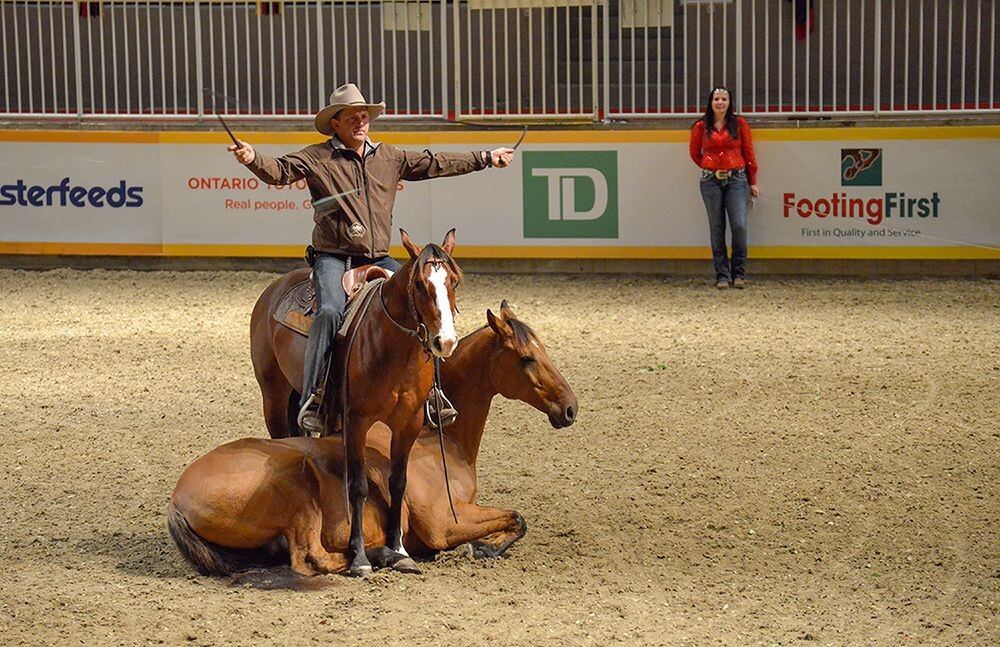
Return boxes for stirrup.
[425,387,458,429]
[297,393,323,436]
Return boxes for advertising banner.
[1,127,997,260]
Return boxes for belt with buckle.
[713,169,733,180]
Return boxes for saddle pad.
[337,278,383,339]
[273,277,384,338]
[273,280,315,336]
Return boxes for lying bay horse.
[168,302,577,578]
[248,228,461,576]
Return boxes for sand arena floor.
[0,268,997,646]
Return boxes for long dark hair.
[701,86,739,140]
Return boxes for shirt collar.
[330,136,378,157]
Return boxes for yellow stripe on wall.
[752,125,1000,142]
[753,246,998,260]
[455,245,996,260]
[0,131,160,144]
[158,132,321,146]
[2,242,995,261]
[162,244,305,257]
[2,125,996,146]
[0,242,164,256]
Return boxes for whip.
[203,88,243,149]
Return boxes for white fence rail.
[453,0,601,121]
[612,0,999,118]
[1,0,996,122]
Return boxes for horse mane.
[466,313,537,351]
[505,317,536,350]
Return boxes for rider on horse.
[229,83,515,434]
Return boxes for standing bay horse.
[249,228,461,576]
[168,302,577,578]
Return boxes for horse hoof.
[346,564,373,578]
[470,541,499,559]
[392,557,422,574]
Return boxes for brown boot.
[297,394,323,436]
[425,386,458,429]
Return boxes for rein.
[364,261,461,524]
[376,273,431,355]
[431,355,459,523]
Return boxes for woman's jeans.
[699,168,749,282]
[301,252,402,409]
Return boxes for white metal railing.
[1,0,448,121]
[610,0,999,118]
[195,1,448,119]
[1,0,997,123]
[452,0,601,121]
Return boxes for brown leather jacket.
[245,138,487,257]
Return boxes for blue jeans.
[301,252,402,409]
[699,169,749,282]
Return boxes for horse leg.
[385,426,421,556]
[365,546,420,574]
[343,420,373,577]
[284,511,320,576]
[285,524,348,576]
[373,425,423,574]
[251,330,298,438]
[260,380,298,438]
[466,511,527,559]
[436,504,528,559]
[285,390,300,436]
[251,303,298,438]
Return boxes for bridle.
[376,254,456,357]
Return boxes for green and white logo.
[522,151,619,238]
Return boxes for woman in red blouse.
[689,86,759,289]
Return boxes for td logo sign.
[522,151,618,238]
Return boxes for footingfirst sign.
[778,143,947,242]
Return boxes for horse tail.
[167,502,335,591]
[167,502,248,576]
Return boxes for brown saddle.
[273,265,394,337]
[343,265,393,297]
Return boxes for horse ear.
[441,228,456,256]
[487,308,512,337]
[399,228,420,259]
[499,299,515,320]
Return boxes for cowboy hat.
[313,83,386,135]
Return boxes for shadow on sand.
[74,531,191,579]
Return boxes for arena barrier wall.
[1,127,997,263]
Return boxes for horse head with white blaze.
[399,228,461,359]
